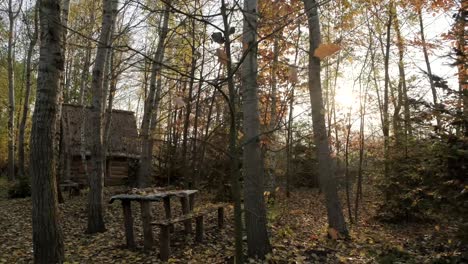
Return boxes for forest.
[0,0,466,263]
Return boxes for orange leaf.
[314,43,341,60]
[216,48,228,66]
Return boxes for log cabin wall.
[70,156,129,186]
[61,104,140,187]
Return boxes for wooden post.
[163,196,174,232]
[140,200,154,250]
[217,207,224,228]
[195,215,204,242]
[189,193,195,211]
[180,196,192,234]
[122,200,136,249]
[159,225,170,261]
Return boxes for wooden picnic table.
[109,189,198,250]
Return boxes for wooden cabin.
[60,104,140,186]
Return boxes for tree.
[87,0,118,234]
[219,1,244,261]
[30,0,65,261]
[137,0,171,188]
[303,0,348,236]
[417,4,440,129]
[18,4,38,177]
[242,0,271,258]
[7,0,22,181]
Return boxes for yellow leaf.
[314,43,341,59]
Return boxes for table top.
[109,189,198,204]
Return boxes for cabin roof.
[61,104,140,158]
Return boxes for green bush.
[8,176,31,199]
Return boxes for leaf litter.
[0,186,466,263]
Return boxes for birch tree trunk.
[30,0,65,261]
[241,0,271,258]
[87,0,117,234]
[303,0,348,235]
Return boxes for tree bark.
[18,4,39,177]
[392,9,411,154]
[137,1,171,188]
[87,0,117,234]
[7,0,21,181]
[219,1,244,263]
[303,0,348,235]
[241,0,271,258]
[181,18,197,188]
[286,22,301,198]
[418,7,440,129]
[30,0,65,261]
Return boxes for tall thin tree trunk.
[455,3,467,136]
[87,0,117,234]
[79,44,92,182]
[7,0,21,181]
[181,18,197,188]
[418,7,440,129]
[344,119,352,224]
[355,76,368,223]
[192,23,207,187]
[393,9,411,150]
[103,47,118,172]
[137,1,171,188]
[303,0,348,236]
[55,0,72,204]
[220,1,244,262]
[30,0,65,261]
[242,0,271,258]
[18,5,38,177]
[286,23,301,198]
[382,5,392,180]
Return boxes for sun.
[335,88,356,109]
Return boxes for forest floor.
[0,178,466,264]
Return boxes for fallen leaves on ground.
[0,185,466,263]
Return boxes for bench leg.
[163,197,174,233]
[140,201,154,251]
[180,197,192,234]
[195,215,204,243]
[122,201,136,249]
[70,186,80,197]
[159,225,170,261]
[217,207,224,228]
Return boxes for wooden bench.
[152,203,227,261]
[59,181,81,197]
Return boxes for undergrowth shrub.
[377,136,467,224]
[8,176,31,199]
